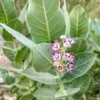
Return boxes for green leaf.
[70,5,88,37]
[0,66,58,85]
[26,0,65,43]
[62,0,70,35]
[0,0,17,23]
[0,23,35,49]
[65,73,90,100]
[90,31,100,46]
[63,52,96,83]
[21,68,58,85]
[55,88,80,98]
[91,19,100,35]
[3,41,16,62]
[32,43,53,72]
[70,38,87,54]
[2,19,24,41]
[34,87,59,100]
[0,24,53,72]
[15,46,30,62]
[18,3,28,23]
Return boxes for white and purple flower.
[66,62,75,72]
[54,61,60,67]
[50,35,76,73]
[62,53,75,62]
[50,40,60,51]
[57,65,65,73]
[60,35,75,48]
[52,51,61,61]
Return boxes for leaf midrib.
[0,0,8,22]
[42,0,50,42]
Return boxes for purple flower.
[52,51,61,61]
[57,65,65,73]
[66,62,75,72]
[63,37,75,48]
[50,40,60,51]
[62,53,75,62]
[54,61,60,67]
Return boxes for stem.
[59,72,64,91]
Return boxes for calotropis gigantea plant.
[0,0,99,100]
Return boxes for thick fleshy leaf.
[91,19,100,35]
[32,43,53,71]
[0,0,17,23]
[65,73,90,100]
[0,66,58,85]
[0,23,35,49]
[55,88,80,98]
[70,38,87,54]
[21,68,58,85]
[2,19,24,41]
[26,0,65,43]
[34,87,59,100]
[70,5,88,37]
[63,53,96,83]
[0,24,53,72]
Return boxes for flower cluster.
[50,35,75,73]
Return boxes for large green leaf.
[55,88,80,99]
[0,66,58,85]
[2,19,24,41]
[32,43,53,71]
[70,38,87,54]
[0,0,17,23]
[21,68,58,85]
[34,87,59,100]
[65,73,90,100]
[70,5,88,37]
[26,0,65,43]
[63,52,96,83]
[0,24,53,72]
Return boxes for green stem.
[59,72,64,91]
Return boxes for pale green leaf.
[0,66,58,85]
[65,73,90,100]
[63,53,96,82]
[21,68,58,85]
[34,87,59,100]
[26,0,65,43]
[55,88,80,98]
[70,5,88,37]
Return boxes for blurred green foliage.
[14,0,100,19]
[66,0,100,19]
